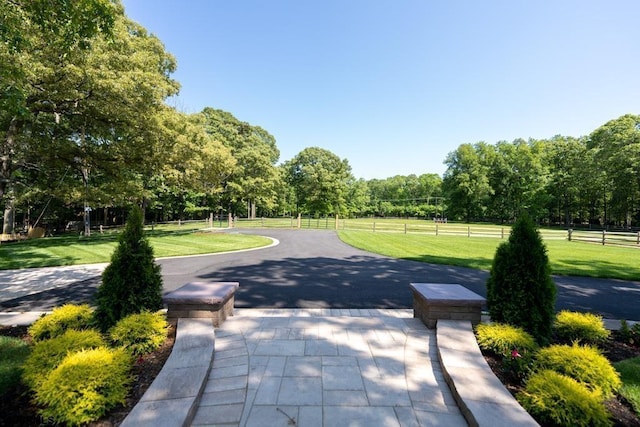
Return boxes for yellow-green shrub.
[535,343,621,398]
[108,311,169,356]
[0,336,31,395]
[476,322,539,383]
[554,310,610,345]
[28,304,94,341]
[517,370,612,427]
[22,329,105,389]
[475,323,538,356]
[35,347,132,426]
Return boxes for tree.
[588,114,640,226]
[285,147,352,216]
[202,108,280,217]
[486,139,549,223]
[94,206,163,330]
[544,136,590,226]
[442,142,493,222]
[486,214,556,345]
[1,3,181,233]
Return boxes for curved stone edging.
[121,318,216,427]
[436,319,539,427]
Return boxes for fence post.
[404,223,407,234]
[468,226,471,238]
[335,214,339,230]
[602,230,606,245]
[568,229,572,241]
[435,224,438,236]
[501,227,504,239]
[297,213,301,229]
[373,222,376,232]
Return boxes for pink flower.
[511,349,522,359]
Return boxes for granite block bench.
[410,283,485,329]
[164,281,239,326]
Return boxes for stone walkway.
[191,309,466,427]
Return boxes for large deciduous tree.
[202,108,280,217]
[442,143,493,222]
[588,114,640,226]
[1,1,191,233]
[285,147,352,216]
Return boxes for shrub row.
[22,305,169,426]
[476,311,621,427]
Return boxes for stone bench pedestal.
[410,283,485,329]
[164,281,239,326]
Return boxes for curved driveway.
[158,229,640,320]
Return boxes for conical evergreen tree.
[94,206,163,331]
[486,213,557,345]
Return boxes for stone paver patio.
[191,309,467,427]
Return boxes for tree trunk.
[2,196,15,236]
[0,117,19,202]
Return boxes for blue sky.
[122,1,640,180]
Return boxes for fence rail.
[568,229,640,247]
[170,216,639,247]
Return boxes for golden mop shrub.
[35,347,132,426]
[553,310,610,345]
[475,323,538,356]
[535,343,621,398]
[517,370,612,427]
[108,311,169,356]
[22,329,105,389]
[28,304,94,341]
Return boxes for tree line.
[443,114,640,228]
[2,1,639,235]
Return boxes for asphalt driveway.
[158,229,640,320]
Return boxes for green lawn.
[0,336,30,395]
[0,230,271,270]
[615,357,640,416]
[338,230,640,281]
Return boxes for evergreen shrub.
[109,311,169,356]
[22,329,105,389]
[517,369,612,427]
[35,347,132,426]
[28,304,94,341]
[486,214,556,345]
[0,336,31,394]
[95,206,163,331]
[618,320,640,345]
[535,343,621,398]
[554,310,610,345]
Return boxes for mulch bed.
[482,330,640,427]
[0,322,176,427]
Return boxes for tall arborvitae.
[486,213,557,345]
[94,206,163,331]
